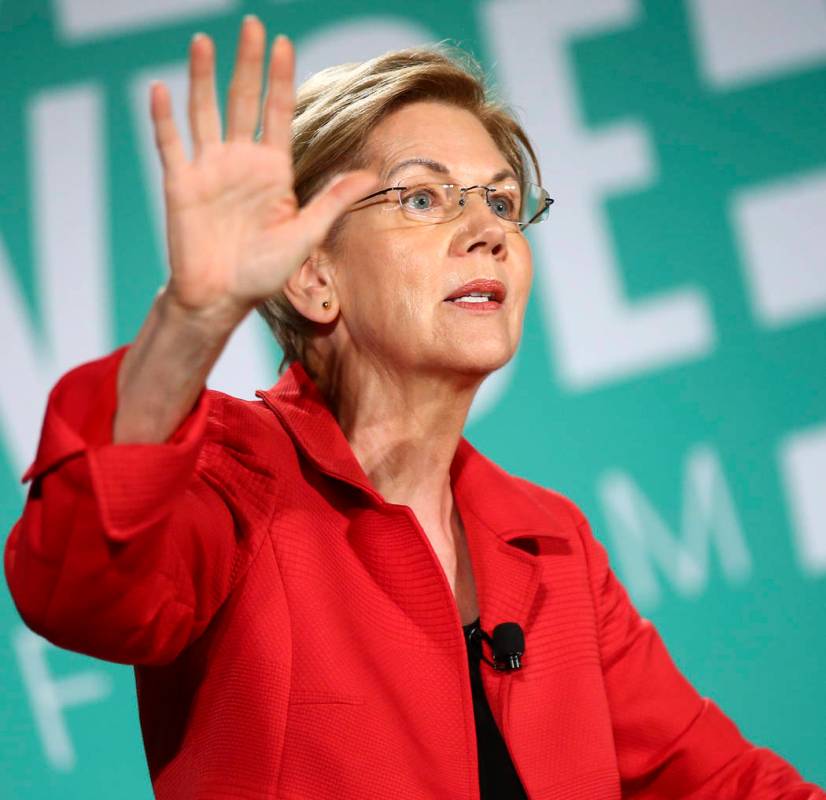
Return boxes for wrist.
[157,285,251,337]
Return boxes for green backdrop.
[2,0,824,796]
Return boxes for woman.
[5,16,823,800]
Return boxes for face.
[324,100,533,381]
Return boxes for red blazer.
[5,345,823,799]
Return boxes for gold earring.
[322,300,331,309]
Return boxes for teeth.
[452,293,493,303]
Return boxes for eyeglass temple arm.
[354,187,402,204]
[519,195,554,229]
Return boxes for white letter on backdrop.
[482,0,714,390]
[11,627,113,771]
[0,85,109,483]
[779,426,826,576]
[597,444,751,608]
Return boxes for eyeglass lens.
[395,178,550,226]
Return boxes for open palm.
[150,18,378,322]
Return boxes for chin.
[442,341,516,378]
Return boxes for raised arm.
[115,17,379,443]
[4,17,377,666]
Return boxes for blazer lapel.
[255,361,381,500]
[450,438,577,734]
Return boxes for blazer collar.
[255,360,573,542]
[255,360,379,500]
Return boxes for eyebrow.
[384,157,518,185]
[384,157,446,182]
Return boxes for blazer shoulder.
[511,472,590,527]
[461,442,588,535]
[198,388,295,482]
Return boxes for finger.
[150,81,187,170]
[260,34,295,151]
[287,171,381,251]
[188,33,222,154]
[226,15,266,141]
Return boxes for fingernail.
[191,32,206,43]
[243,14,258,23]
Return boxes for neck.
[317,356,482,526]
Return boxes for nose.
[448,189,508,259]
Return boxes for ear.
[282,249,338,324]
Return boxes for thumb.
[288,170,381,251]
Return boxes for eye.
[405,190,434,210]
[489,189,520,219]
[400,184,446,213]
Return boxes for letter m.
[597,445,752,609]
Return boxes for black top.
[462,617,528,799]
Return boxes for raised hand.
[149,16,379,325]
[112,18,379,444]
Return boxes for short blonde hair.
[255,44,541,372]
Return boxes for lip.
[444,278,507,303]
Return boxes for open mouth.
[445,292,502,311]
[444,279,506,308]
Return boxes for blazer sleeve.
[573,508,825,798]
[4,345,258,667]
